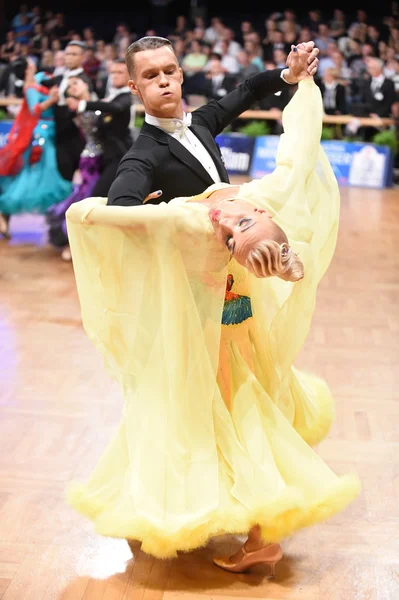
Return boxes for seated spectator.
[263,29,290,62]
[244,39,264,72]
[39,49,55,73]
[83,47,101,92]
[0,31,17,65]
[236,49,261,84]
[384,47,399,79]
[273,48,288,69]
[318,67,348,114]
[213,27,242,58]
[314,23,334,56]
[203,52,237,101]
[181,40,208,96]
[181,39,208,76]
[329,9,347,40]
[204,40,240,75]
[53,50,66,76]
[14,14,33,45]
[361,57,396,118]
[203,16,224,46]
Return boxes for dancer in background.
[46,73,102,260]
[0,57,72,240]
[46,59,132,260]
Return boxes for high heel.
[213,543,283,575]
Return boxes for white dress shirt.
[145,112,222,184]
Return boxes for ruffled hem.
[67,473,361,559]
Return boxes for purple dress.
[46,111,103,247]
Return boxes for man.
[108,36,319,207]
[203,53,237,101]
[362,57,396,118]
[41,41,88,181]
[66,59,133,197]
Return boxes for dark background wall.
[2,0,395,40]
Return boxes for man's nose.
[159,72,168,86]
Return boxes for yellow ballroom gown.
[65,79,361,559]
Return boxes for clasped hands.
[283,41,319,84]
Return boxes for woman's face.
[67,76,89,98]
[209,200,288,268]
[26,59,37,78]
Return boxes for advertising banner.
[250,136,393,188]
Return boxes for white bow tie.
[164,113,192,138]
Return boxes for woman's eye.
[238,218,252,227]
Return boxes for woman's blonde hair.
[246,241,304,282]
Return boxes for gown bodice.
[77,111,103,157]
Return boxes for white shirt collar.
[64,67,83,78]
[105,85,130,102]
[372,74,385,86]
[145,111,192,136]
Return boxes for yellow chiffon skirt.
[65,79,361,559]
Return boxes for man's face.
[64,44,84,70]
[128,46,183,119]
[110,63,129,88]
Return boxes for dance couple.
[64,37,361,574]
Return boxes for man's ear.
[128,79,140,98]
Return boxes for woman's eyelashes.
[238,218,252,227]
[224,218,252,252]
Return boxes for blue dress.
[0,80,73,215]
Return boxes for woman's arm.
[25,85,58,116]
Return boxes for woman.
[65,77,361,573]
[46,73,103,260]
[0,57,72,239]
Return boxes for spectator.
[361,56,396,118]
[213,28,242,59]
[0,32,17,65]
[319,67,348,114]
[263,29,290,62]
[315,23,334,57]
[204,39,240,75]
[236,49,261,84]
[83,47,101,91]
[329,9,347,40]
[203,16,224,46]
[14,14,33,45]
[203,52,237,100]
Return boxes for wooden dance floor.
[0,185,398,599]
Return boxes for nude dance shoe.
[213,543,283,575]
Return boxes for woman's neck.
[201,185,241,206]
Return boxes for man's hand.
[284,42,319,84]
[66,97,80,111]
[48,86,60,104]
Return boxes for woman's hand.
[48,86,60,104]
[285,43,319,83]
[143,190,163,203]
